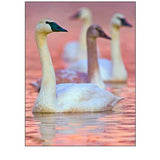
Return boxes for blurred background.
[26,2,135,73]
[25,2,135,146]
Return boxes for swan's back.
[56,83,122,112]
[98,58,112,81]
[62,41,79,63]
[68,59,88,72]
[31,70,89,91]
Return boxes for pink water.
[25,2,135,146]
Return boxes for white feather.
[33,83,123,113]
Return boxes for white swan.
[68,13,132,82]
[62,7,92,63]
[31,24,111,91]
[33,19,123,113]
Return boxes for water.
[25,2,135,146]
[26,72,135,146]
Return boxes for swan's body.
[62,8,92,63]
[33,19,123,113]
[34,83,122,113]
[68,13,132,82]
[31,24,111,91]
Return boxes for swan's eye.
[117,17,122,20]
[95,27,102,34]
[46,21,50,24]
[95,27,100,32]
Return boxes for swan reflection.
[33,112,113,146]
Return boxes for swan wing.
[56,83,122,112]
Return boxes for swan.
[33,19,123,113]
[68,13,132,82]
[62,7,92,63]
[31,24,112,91]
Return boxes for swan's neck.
[79,18,92,50]
[111,26,123,65]
[110,25,127,79]
[87,37,105,89]
[34,32,56,110]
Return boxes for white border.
[1,0,160,160]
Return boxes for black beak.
[46,21,68,32]
[70,11,81,20]
[99,30,111,40]
[58,28,68,32]
[121,18,132,27]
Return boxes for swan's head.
[111,13,132,28]
[87,24,111,40]
[35,19,68,34]
[70,7,92,21]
